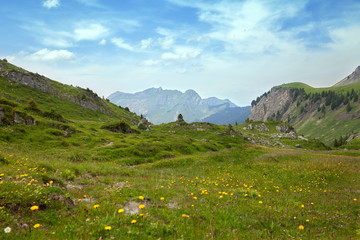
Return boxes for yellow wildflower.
[118,209,124,213]
[139,204,145,209]
[93,204,100,209]
[298,225,304,230]
[131,220,137,224]
[105,226,111,230]
[34,224,40,229]
[160,197,165,201]
[139,196,144,200]
[30,205,39,211]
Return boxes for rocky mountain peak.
[333,65,360,87]
[108,87,247,124]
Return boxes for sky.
[1,0,360,106]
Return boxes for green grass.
[1,60,360,239]
[0,144,359,239]
[278,81,360,94]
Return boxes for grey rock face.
[334,66,360,87]
[250,87,292,121]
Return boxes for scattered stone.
[276,124,294,133]
[296,144,301,148]
[166,201,179,209]
[255,123,269,132]
[48,193,74,206]
[346,135,354,143]
[298,136,308,141]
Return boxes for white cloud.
[99,39,107,45]
[73,23,109,41]
[28,49,75,61]
[42,37,72,48]
[43,0,60,9]
[141,59,161,67]
[168,0,307,55]
[111,38,134,51]
[158,36,175,50]
[162,47,201,61]
[140,38,153,50]
[161,52,180,60]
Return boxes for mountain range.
[108,88,250,125]
[250,65,360,144]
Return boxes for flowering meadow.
[0,144,359,239]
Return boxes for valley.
[0,59,359,239]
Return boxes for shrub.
[43,108,65,122]
[26,98,40,112]
[60,169,76,181]
[101,121,139,134]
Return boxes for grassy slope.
[0,65,359,239]
[278,81,360,94]
[276,82,360,144]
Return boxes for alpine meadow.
[1,0,360,239]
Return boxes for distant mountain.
[108,88,251,124]
[203,106,251,125]
[250,65,360,144]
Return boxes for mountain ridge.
[0,59,140,125]
[108,88,249,124]
[250,65,360,144]
[333,65,360,87]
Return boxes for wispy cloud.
[111,38,135,51]
[140,38,153,50]
[98,39,107,45]
[73,23,109,41]
[42,37,73,48]
[28,49,75,61]
[43,0,60,9]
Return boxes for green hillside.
[274,80,360,145]
[0,61,359,239]
[279,81,360,94]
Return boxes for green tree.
[346,103,352,112]
[177,114,184,122]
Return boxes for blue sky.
[1,0,360,106]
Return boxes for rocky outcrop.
[250,87,292,121]
[0,106,37,126]
[255,123,269,132]
[334,66,360,87]
[0,60,111,115]
[138,118,151,131]
[276,124,294,133]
